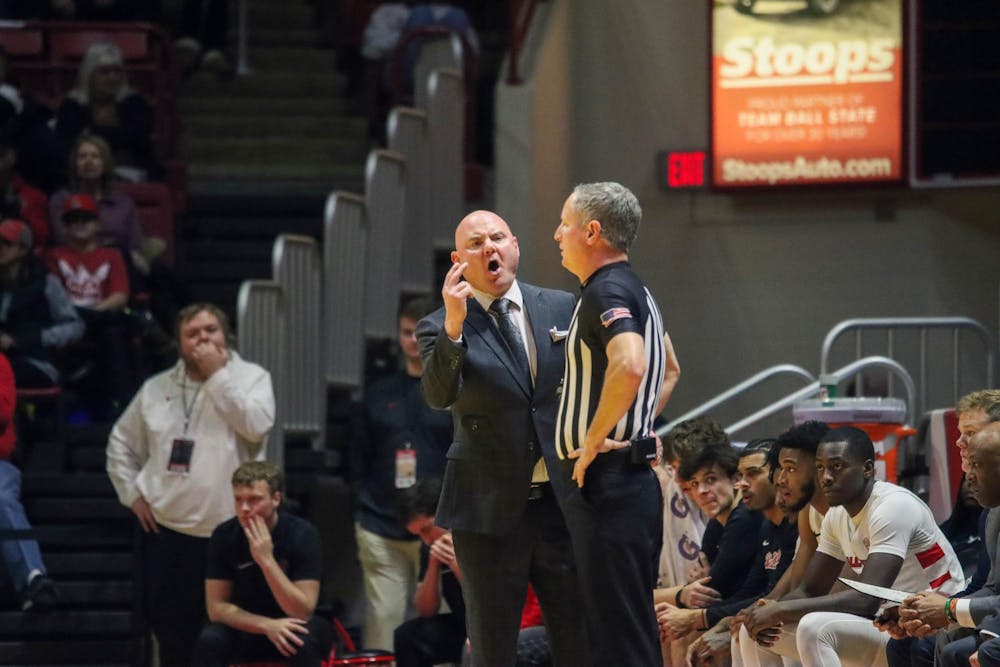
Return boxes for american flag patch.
[600,307,632,327]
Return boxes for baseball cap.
[0,219,31,247]
[61,193,99,220]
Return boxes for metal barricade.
[820,317,996,417]
[414,34,464,110]
[323,191,368,390]
[363,150,407,340]
[387,107,433,295]
[426,68,464,249]
[273,234,325,449]
[236,280,285,468]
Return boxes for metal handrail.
[820,317,996,416]
[657,364,816,436]
[724,356,917,437]
[657,356,918,439]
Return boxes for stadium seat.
[116,181,176,266]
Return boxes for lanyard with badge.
[168,375,200,473]
[394,381,423,489]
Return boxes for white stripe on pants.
[737,612,889,667]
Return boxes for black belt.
[527,482,551,501]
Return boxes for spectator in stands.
[55,41,161,181]
[173,0,232,76]
[352,297,452,651]
[360,1,478,139]
[106,302,275,667]
[51,134,148,273]
[0,351,58,611]
[658,439,797,645]
[0,48,63,194]
[740,427,965,667]
[51,132,178,338]
[191,461,333,667]
[0,128,48,249]
[44,193,133,417]
[0,219,83,389]
[393,476,466,667]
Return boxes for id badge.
[395,448,416,489]
[168,438,195,473]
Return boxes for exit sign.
[658,150,707,190]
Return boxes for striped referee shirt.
[556,261,666,459]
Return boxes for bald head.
[451,210,520,297]
[966,421,1000,507]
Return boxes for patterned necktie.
[489,297,531,386]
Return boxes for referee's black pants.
[560,450,663,667]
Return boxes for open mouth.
[488,259,500,273]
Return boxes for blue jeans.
[0,460,45,591]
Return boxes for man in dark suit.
[416,209,588,667]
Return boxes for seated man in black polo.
[192,461,334,667]
[393,477,466,667]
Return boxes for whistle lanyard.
[180,376,202,436]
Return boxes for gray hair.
[570,182,642,254]
[68,41,132,105]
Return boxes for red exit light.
[665,151,706,188]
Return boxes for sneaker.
[21,575,58,612]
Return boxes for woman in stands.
[54,41,161,181]
[51,133,180,358]
[48,133,151,271]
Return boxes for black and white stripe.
[556,285,665,459]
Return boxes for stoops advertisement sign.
[711,0,903,188]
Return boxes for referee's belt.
[527,482,552,501]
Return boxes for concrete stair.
[179,0,370,194]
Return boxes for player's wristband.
[675,586,687,609]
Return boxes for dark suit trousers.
[452,490,587,667]
[559,451,664,667]
[935,627,978,667]
[980,637,1000,666]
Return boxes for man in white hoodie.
[107,302,275,667]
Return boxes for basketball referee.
[553,181,681,667]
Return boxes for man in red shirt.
[45,193,132,416]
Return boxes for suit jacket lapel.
[523,285,551,386]
[465,297,532,398]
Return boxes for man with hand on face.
[740,427,965,667]
[107,302,276,667]
[192,461,333,667]
[416,210,587,666]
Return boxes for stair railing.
[656,356,917,439]
[657,364,816,436]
